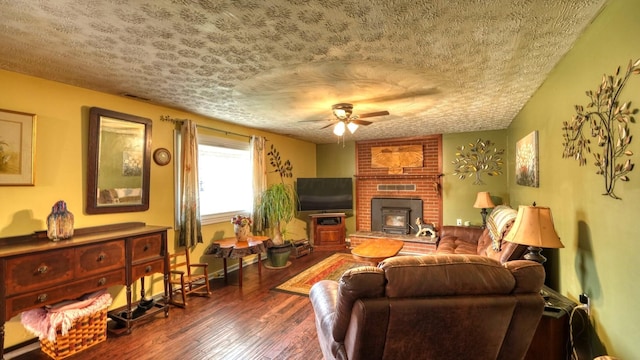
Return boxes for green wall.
[317,2,640,351]
[507,0,640,357]
[442,130,509,227]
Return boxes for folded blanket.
[21,290,112,343]
[486,205,517,251]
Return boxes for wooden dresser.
[0,222,169,359]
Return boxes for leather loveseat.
[436,205,527,263]
[309,254,545,360]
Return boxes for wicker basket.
[40,307,108,359]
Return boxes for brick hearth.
[348,232,438,255]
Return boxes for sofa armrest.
[502,260,545,293]
[310,266,385,343]
[309,280,340,340]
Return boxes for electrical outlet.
[579,293,590,316]
[456,218,462,226]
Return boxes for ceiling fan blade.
[358,88,439,103]
[299,119,329,123]
[358,110,390,119]
[351,119,373,126]
[320,122,337,129]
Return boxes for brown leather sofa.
[309,254,545,360]
[436,205,527,263]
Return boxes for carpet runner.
[272,253,371,296]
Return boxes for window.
[198,134,252,225]
[175,131,253,226]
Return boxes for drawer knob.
[98,277,106,286]
[145,265,152,273]
[37,294,48,302]
[143,244,149,252]
[97,253,106,262]
[38,265,48,274]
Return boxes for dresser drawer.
[76,241,125,276]
[5,250,74,295]
[131,233,163,262]
[131,258,165,280]
[5,269,125,318]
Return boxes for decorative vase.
[234,224,250,242]
[47,200,74,241]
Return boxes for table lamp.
[473,191,495,227]
[503,205,564,264]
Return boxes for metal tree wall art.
[452,138,504,185]
[562,59,640,199]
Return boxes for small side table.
[351,238,404,264]
[205,236,268,287]
[525,285,576,360]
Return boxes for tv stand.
[309,213,346,251]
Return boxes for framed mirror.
[87,107,152,214]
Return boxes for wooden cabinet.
[0,222,169,359]
[309,213,346,251]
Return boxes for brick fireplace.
[355,135,443,232]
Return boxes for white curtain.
[178,120,203,248]
[251,136,267,233]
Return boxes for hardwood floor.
[11,250,337,360]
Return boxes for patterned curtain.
[178,119,203,248]
[251,136,267,233]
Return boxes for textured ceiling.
[0,0,607,144]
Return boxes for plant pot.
[266,243,292,269]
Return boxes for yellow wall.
[0,70,316,349]
[315,141,356,234]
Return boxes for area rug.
[273,253,371,296]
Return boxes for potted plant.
[255,144,297,268]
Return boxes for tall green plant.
[255,144,296,245]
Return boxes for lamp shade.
[333,121,346,136]
[504,205,564,249]
[473,192,495,209]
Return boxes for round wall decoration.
[153,148,171,166]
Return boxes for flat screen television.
[296,177,353,212]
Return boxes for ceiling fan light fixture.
[332,103,353,120]
[347,122,359,134]
[333,121,346,136]
[333,108,346,119]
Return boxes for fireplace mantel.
[355,173,443,180]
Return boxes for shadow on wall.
[575,219,609,357]
[0,209,43,237]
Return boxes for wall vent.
[377,184,416,191]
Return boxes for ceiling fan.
[320,103,390,136]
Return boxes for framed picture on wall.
[515,130,539,187]
[0,109,36,186]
